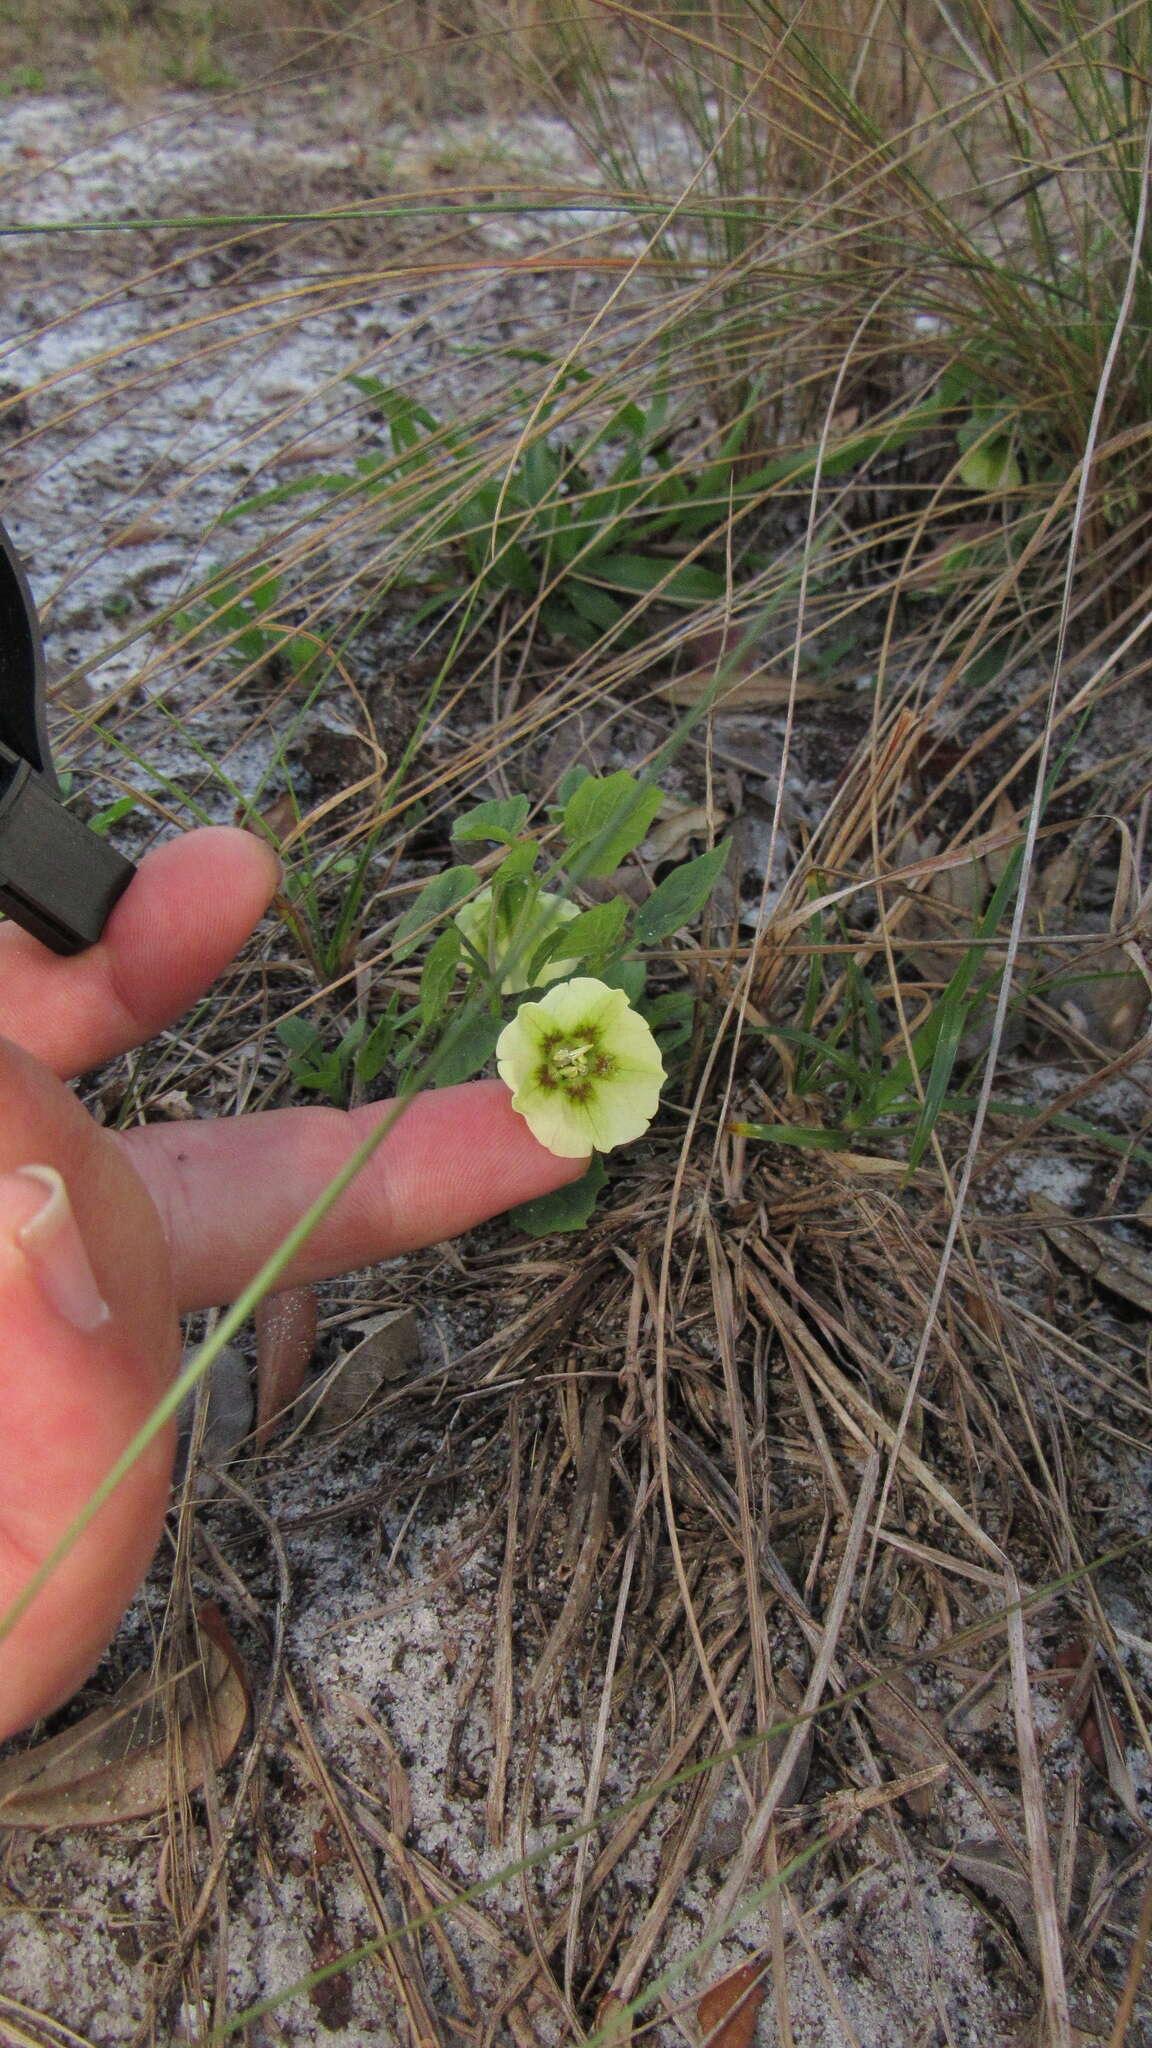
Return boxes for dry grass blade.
[1107,1863,1152,2048]
[704,1454,880,1951]
[486,1400,521,1853]
[562,1436,648,2001]
[1006,1569,1072,2048]
[0,2004,100,2048]
[746,1254,999,1560]
[283,1672,448,2040]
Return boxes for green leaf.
[563,579,626,631]
[432,1009,503,1086]
[276,1016,323,1058]
[539,599,599,646]
[492,838,540,887]
[522,437,562,506]
[291,1068,343,1100]
[491,874,532,931]
[556,764,591,806]
[510,1155,607,1237]
[600,957,647,1004]
[736,398,947,497]
[527,895,630,980]
[958,437,1022,493]
[554,894,630,959]
[354,1003,401,1087]
[730,1122,857,1149]
[563,771,664,878]
[88,795,138,835]
[452,796,531,845]
[642,988,696,1050]
[633,839,731,946]
[598,395,647,441]
[336,1016,366,1065]
[421,925,463,1026]
[393,866,480,961]
[590,552,727,604]
[479,538,538,597]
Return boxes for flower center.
[536,1027,616,1100]
[552,1040,593,1076]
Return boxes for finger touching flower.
[496,977,665,1158]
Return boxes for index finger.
[120,1078,588,1310]
[0,828,281,1078]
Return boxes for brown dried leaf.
[308,1915,355,2029]
[643,802,726,866]
[1084,1678,1140,1824]
[947,1667,1009,1735]
[108,518,165,548]
[862,1676,948,1814]
[179,1339,252,1476]
[983,793,1020,887]
[698,1960,765,2048]
[1030,1195,1152,1313]
[594,1994,634,2043]
[255,1283,318,1445]
[948,1838,1040,1964]
[0,1604,248,1828]
[1050,1644,1140,1820]
[755,1664,813,1810]
[1041,943,1149,1052]
[244,792,297,844]
[151,1088,196,1122]
[312,1308,420,1431]
[659,667,831,709]
[1035,843,1081,913]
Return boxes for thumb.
[0,1050,179,1738]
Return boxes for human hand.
[0,828,584,1738]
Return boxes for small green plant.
[173,570,322,687]
[277,770,728,1231]
[276,995,415,1106]
[229,359,944,652]
[349,369,953,645]
[276,838,384,985]
[162,0,237,90]
[0,65,45,93]
[736,854,1026,1171]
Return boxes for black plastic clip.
[0,519,135,954]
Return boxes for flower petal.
[508,1084,597,1158]
[495,976,665,1158]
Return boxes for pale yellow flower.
[496,976,665,1157]
[455,887,580,994]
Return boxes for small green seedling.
[276,993,418,1106]
[173,569,322,686]
[735,850,1026,1171]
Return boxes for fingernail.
[0,1165,111,1333]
